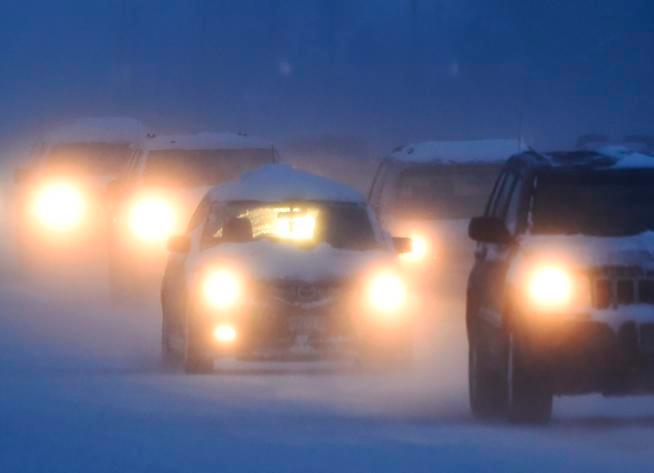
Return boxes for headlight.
[213,324,238,344]
[400,234,429,262]
[32,182,86,232]
[128,197,175,243]
[368,271,407,313]
[527,266,573,310]
[203,270,241,309]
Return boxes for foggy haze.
[1,0,652,155]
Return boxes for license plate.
[288,316,325,333]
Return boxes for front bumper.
[517,306,654,395]
[188,297,413,360]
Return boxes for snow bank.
[190,240,390,282]
[46,117,145,145]
[144,132,275,151]
[388,138,525,164]
[209,164,365,203]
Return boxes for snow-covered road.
[2,276,654,473]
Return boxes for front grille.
[271,281,341,306]
[591,266,654,309]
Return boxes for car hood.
[385,217,470,241]
[516,232,654,270]
[188,240,394,283]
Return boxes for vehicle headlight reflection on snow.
[203,270,241,309]
[368,271,407,314]
[129,197,175,243]
[32,182,86,232]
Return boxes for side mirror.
[14,168,32,185]
[167,235,191,253]
[468,217,513,245]
[392,236,412,254]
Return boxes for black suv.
[467,146,654,423]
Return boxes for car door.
[368,160,389,215]
[162,196,210,335]
[468,169,520,357]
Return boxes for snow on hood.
[595,146,654,169]
[388,139,526,164]
[189,240,392,282]
[208,164,365,203]
[144,132,275,151]
[516,232,654,269]
[46,117,145,145]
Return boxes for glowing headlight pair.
[128,197,176,243]
[201,268,406,314]
[32,182,86,232]
[525,265,589,311]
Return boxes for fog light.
[213,324,237,344]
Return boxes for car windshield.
[43,143,130,175]
[204,201,379,251]
[393,164,501,220]
[531,171,654,236]
[142,149,276,187]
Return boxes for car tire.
[506,334,553,424]
[183,324,213,375]
[108,253,131,302]
[160,315,177,368]
[468,333,505,419]
[184,354,213,374]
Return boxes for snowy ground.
[2,264,654,473]
[1,164,653,472]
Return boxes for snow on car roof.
[595,146,654,169]
[387,138,525,164]
[539,146,654,169]
[209,164,365,203]
[144,132,275,151]
[46,117,145,145]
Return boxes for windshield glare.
[204,201,379,251]
[393,164,501,220]
[532,172,654,236]
[143,149,275,187]
[44,143,130,175]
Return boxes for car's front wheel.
[506,334,553,424]
[468,332,505,419]
[183,322,213,374]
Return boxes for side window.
[505,176,525,234]
[484,171,507,216]
[368,161,389,205]
[200,201,226,249]
[187,197,210,233]
[490,173,518,219]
